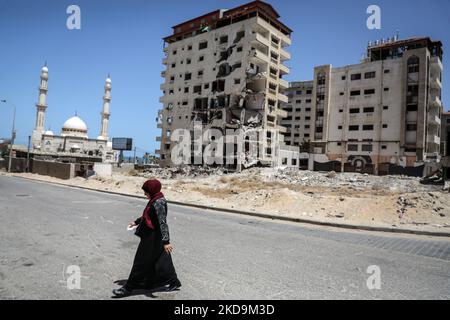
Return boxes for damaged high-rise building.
[156,1,299,169]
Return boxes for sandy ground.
[3,167,450,232]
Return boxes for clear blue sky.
[0,0,449,157]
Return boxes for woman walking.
[113,179,181,298]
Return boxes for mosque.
[29,64,116,163]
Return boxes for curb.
[7,174,450,238]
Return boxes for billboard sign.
[112,138,133,151]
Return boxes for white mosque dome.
[63,116,88,131]
[97,135,106,140]
[61,116,88,139]
[106,78,111,83]
[42,66,48,72]
[44,130,54,136]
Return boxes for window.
[204,83,209,89]
[339,92,344,96]
[232,62,242,69]
[362,144,373,152]
[193,85,202,94]
[186,58,191,65]
[337,142,342,146]
[348,144,358,151]
[407,56,419,73]
[406,124,417,131]
[187,45,192,51]
[305,99,311,103]
[171,63,176,68]
[317,73,325,85]
[351,73,361,81]
[384,87,389,91]
[199,41,208,50]
[349,125,359,131]
[295,117,300,120]
[342,76,346,80]
[305,125,310,129]
[184,73,191,80]
[407,104,418,111]
[382,124,388,128]
[350,90,361,96]
[197,70,203,78]
[384,69,390,74]
[339,109,343,113]
[306,90,312,94]
[237,46,243,52]
[295,100,301,104]
[172,50,177,55]
[338,125,342,129]
[381,145,387,150]
[350,108,360,114]
[364,89,375,95]
[184,87,189,93]
[362,125,374,130]
[234,78,240,84]
[235,31,245,42]
[296,90,302,94]
[199,56,204,62]
[305,108,311,111]
[305,116,311,120]
[182,101,188,106]
[219,35,228,44]
[383,106,389,110]
[363,107,374,113]
[364,71,376,79]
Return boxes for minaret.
[99,75,111,140]
[32,64,49,148]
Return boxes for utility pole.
[133,147,137,164]
[1,100,16,173]
[27,135,31,172]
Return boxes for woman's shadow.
[111,280,179,299]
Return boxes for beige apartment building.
[283,37,443,176]
[281,81,314,148]
[156,1,299,169]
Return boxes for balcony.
[275,125,288,133]
[279,48,291,61]
[251,32,270,48]
[430,56,443,72]
[278,63,289,75]
[278,93,289,103]
[277,109,288,118]
[430,95,442,108]
[430,77,442,90]
[428,114,441,127]
[278,78,289,90]
[249,48,268,64]
[427,135,440,145]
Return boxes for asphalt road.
[0,175,449,300]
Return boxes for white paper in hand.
[127,225,137,231]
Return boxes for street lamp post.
[1,99,17,173]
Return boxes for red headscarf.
[140,179,164,229]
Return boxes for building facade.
[442,111,450,157]
[155,1,298,169]
[282,37,443,176]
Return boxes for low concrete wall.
[31,160,75,180]
[1,157,28,172]
[93,163,112,177]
